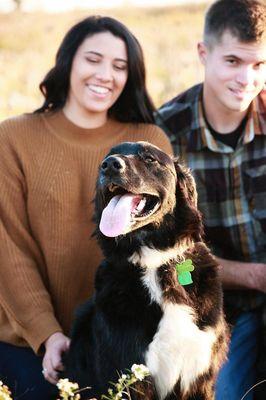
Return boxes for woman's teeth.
[87,84,110,94]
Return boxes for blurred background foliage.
[0,3,207,120]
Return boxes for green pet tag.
[175,259,195,286]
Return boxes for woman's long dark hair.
[35,16,155,123]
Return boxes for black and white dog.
[65,141,228,400]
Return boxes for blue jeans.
[0,342,58,400]
[215,311,261,400]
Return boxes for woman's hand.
[42,332,70,384]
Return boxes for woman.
[0,16,172,400]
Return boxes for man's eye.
[226,59,237,65]
[255,62,266,69]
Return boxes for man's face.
[198,30,266,113]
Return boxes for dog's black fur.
[64,141,228,400]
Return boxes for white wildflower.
[0,380,12,400]
[57,378,79,396]
[131,364,149,381]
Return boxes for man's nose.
[236,66,255,86]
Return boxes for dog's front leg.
[179,374,215,400]
[63,300,96,388]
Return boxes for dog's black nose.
[101,156,126,174]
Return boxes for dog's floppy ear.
[174,158,198,208]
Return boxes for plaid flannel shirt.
[157,83,266,320]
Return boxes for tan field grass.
[0,4,207,120]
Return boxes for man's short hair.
[204,0,266,47]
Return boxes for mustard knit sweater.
[0,110,172,354]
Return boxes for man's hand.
[42,332,70,384]
[217,257,266,293]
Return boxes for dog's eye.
[144,155,156,163]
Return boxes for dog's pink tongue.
[100,194,141,237]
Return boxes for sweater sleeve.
[0,121,62,354]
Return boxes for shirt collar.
[188,89,266,153]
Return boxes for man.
[157,1,266,399]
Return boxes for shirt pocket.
[244,165,266,233]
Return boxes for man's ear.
[197,41,208,65]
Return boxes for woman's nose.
[95,62,113,82]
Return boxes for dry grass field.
[0,4,208,120]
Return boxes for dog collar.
[175,259,194,286]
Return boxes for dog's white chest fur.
[141,262,216,400]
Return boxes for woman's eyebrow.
[84,51,102,56]
[114,58,128,63]
[84,50,127,63]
